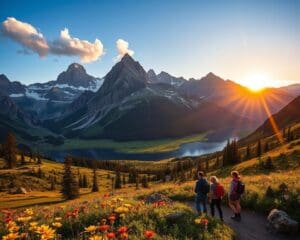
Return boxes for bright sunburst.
[241,72,272,92]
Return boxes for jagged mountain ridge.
[0,54,299,145]
[48,55,255,141]
[147,69,186,86]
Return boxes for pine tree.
[256,139,262,157]
[222,139,230,165]
[37,167,43,178]
[246,145,251,160]
[232,139,240,163]
[287,127,291,141]
[283,128,287,139]
[215,155,220,168]
[264,141,269,152]
[78,174,83,188]
[20,154,25,165]
[91,167,99,192]
[115,169,122,189]
[83,175,88,188]
[3,132,17,169]
[61,156,79,200]
[141,175,148,188]
[122,174,126,185]
[135,174,139,189]
[50,177,56,190]
[37,155,42,164]
[205,158,209,171]
[265,157,274,170]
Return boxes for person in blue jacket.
[194,171,209,214]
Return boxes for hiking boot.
[230,214,237,219]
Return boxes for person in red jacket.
[209,176,224,221]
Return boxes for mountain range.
[0,54,299,152]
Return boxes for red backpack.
[215,183,225,198]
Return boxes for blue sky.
[0,0,299,87]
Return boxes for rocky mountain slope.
[240,96,300,144]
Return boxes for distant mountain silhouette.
[179,73,294,123]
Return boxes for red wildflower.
[99,224,110,232]
[201,218,209,225]
[119,232,128,239]
[108,214,116,222]
[117,226,128,234]
[106,232,116,239]
[144,230,156,238]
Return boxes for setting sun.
[241,73,272,92]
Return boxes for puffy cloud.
[116,38,134,60]
[49,28,104,63]
[1,17,49,57]
[1,17,104,63]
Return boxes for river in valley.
[48,140,228,161]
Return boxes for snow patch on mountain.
[10,93,25,97]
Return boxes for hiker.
[228,171,245,221]
[194,171,209,214]
[209,176,224,221]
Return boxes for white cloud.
[2,17,49,57]
[116,38,134,60]
[1,17,104,63]
[49,28,104,63]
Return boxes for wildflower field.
[0,194,234,240]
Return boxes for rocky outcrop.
[144,193,172,204]
[267,209,298,234]
[9,187,27,194]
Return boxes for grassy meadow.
[0,126,300,239]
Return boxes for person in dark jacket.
[228,171,242,221]
[194,171,209,214]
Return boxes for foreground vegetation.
[0,194,234,240]
[0,123,299,239]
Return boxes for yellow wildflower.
[17,216,32,223]
[114,206,129,214]
[52,222,62,228]
[24,208,34,216]
[119,213,126,219]
[89,235,103,240]
[6,221,20,233]
[29,221,39,231]
[2,232,19,240]
[123,203,132,208]
[54,217,62,221]
[85,225,98,233]
[194,218,201,224]
[36,224,56,240]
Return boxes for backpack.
[199,180,210,195]
[235,180,245,195]
[203,181,210,194]
[215,184,225,198]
